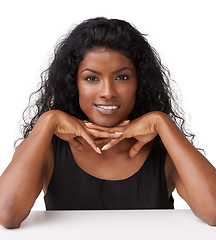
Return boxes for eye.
[115,75,129,81]
[84,76,99,82]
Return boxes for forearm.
[0,111,56,228]
[156,112,216,224]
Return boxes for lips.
[94,104,120,114]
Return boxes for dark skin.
[0,48,216,229]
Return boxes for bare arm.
[0,112,55,228]
[156,113,216,226]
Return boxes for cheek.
[79,87,90,101]
[78,84,95,110]
[122,84,137,105]
[126,87,137,114]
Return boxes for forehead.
[78,48,136,71]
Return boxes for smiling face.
[77,48,137,127]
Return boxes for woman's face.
[77,48,137,127]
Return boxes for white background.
[0,0,215,210]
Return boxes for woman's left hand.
[84,112,161,157]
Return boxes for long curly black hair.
[18,17,195,146]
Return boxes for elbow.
[0,220,21,229]
[0,211,21,229]
[206,212,216,227]
[0,197,31,229]
[0,203,23,229]
[206,199,216,226]
[191,202,216,226]
[203,206,216,227]
[208,220,216,227]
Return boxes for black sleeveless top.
[44,136,174,210]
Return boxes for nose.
[99,79,116,100]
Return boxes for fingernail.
[84,122,93,126]
[96,147,101,154]
[115,132,123,135]
[101,144,108,151]
[110,132,122,136]
[122,120,130,123]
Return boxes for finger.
[101,136,124,151]
[86,128,123,139]
[70,138,84,152]
[84,122,126,133]
[129,141,145,158]
[79,129,102,154]
[115,120,130,127]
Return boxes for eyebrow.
[81,68,101,75]
[80,67,133,75]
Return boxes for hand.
[51,110,123,154]
[84,112,160,157]
[84,120,130,145]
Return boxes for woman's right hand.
[50,110,122,154]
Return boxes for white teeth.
[97,105,119,110]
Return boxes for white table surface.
[0,209,215,239]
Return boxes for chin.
[95,122,117,127]
[93,119,121,127]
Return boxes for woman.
[0,17,215,229]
